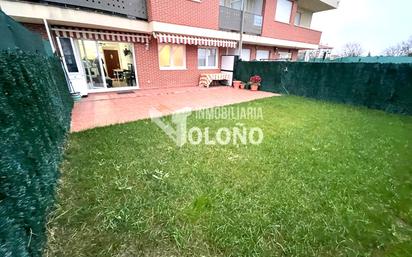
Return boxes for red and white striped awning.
[52,26,151,44]
[153,32,237,48]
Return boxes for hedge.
[235,61,412,115]
[0,50,73,257]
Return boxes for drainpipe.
[238,0,245,57]
[43,19,56,53]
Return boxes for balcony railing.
[219,6,262,35]
[27,0,147,20]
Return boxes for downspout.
[43,19,56,53]
[238,0,245,57]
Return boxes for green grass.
[46,96,412,257]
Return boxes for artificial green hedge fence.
[235,61,412,115]
[0,50,73,257]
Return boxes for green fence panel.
[235,61,412,115]
[1,11,72,257]
[308,56,412,63]
[0,50,73,257]
[0,10,49,55]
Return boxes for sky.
[311,0,412,55]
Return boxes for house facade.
[0,0,338,94]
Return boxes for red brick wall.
[261,0,322,44]
[21,23,49,40]
[147,0,219,30]
[134,41,224,89]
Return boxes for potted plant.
[249,75,261,91]
[233,80,242,89]
[240,82,246,89]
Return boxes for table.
[198,73,231,88]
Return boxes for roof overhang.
[0,0,150,33]
[297,0,339,12]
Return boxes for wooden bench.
[198,73,231,88]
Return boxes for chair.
[125,63,136,87]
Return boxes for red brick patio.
[71,87,278,132]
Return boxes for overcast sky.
[311,0,412,55]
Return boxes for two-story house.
[0,0,338,95]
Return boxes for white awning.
[153,32,237,48]
[51,26,151,44]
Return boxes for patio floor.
[71,86,278,132]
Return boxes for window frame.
[294,11,302,26]
[58,37,80,73]
[275,0,293,24]
[256,50,270,61]
[278,51,292,60]
[158,43,187,70]
[230,0,242,10]
[198,47,219,69]
[241,48,251,61]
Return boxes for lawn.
[46,96,412,257]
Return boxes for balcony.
[25,0,147,19]
[219,6,262,35]
[298,0,339,12]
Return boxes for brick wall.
[21,23,49,40]
[261,0,322,45]
[134,41,225,89]
[147,0,219,29]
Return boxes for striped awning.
[51,26,151,44]
[153,32,237,48]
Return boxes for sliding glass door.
[77,40,107,89]
[59,37,138,92]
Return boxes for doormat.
[117,90,135,94]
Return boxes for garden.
[46,96,412,257]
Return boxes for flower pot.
[71,92,82,101]
[250,83,259,91]
[233,80,242,89]
[240,84,245,89]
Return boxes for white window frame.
[230,0,242,10]
[241,48,251,61]
[278,51,292,60]
[294,11,302,26]
[256,50,270,61]
[198,47,219,69]
[275,0,293,24]
[158,43,187,70]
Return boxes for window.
[275,0,293,23]
[246,0,263,14]
[241,48,251,61]
[158,44,186,69]
[256,50,270,61]
[294,11,302,26]
[59,38,79,72]
[198,47,218,69]
[230,0,242,10]
[278,51,292,60]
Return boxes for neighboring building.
[0,0,338,94]
[298,44,334,61]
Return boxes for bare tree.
[340,42,364,57]
[383,36,412,56]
